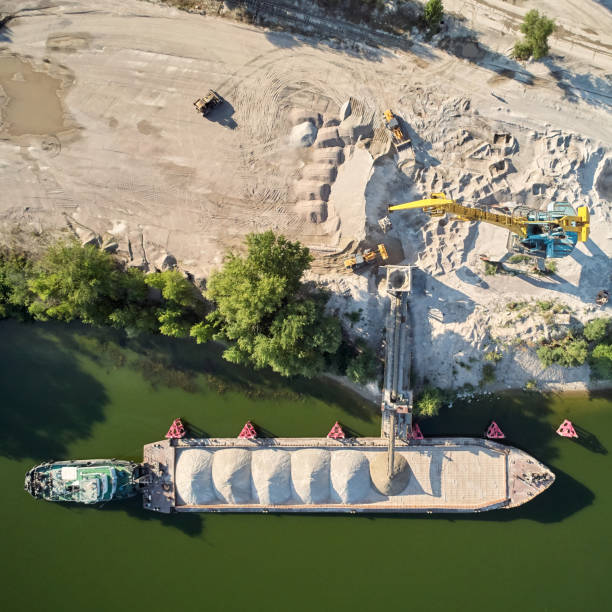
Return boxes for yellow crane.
[389,193,590,260]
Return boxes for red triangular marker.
[486,421,505,439]
[556,419,578,438]
[327,421,345,439]
[238,421,257,439]
[412,423,424,440]
[165,418,186,439]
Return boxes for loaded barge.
[140,435,554,514]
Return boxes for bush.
[424,0,444,31]
[513,40,533,61]
[513,9,555,60]
[481,363,496,384]
[508,255,532,264]
[346,344,378,384]
[545,260,558,274]
[537,336,588,368]
[484,261,499,275]
[583,318,611,343]
[415,386,442,418]
[506,301,527,311]
[484,350,502,363]
[590,343,612,380]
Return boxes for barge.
[140,436,555,514]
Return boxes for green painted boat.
[24,460,146,504]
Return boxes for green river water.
[1,320,611,612]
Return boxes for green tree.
[144,269,197,308]
[415,386,442,418]
[28,241,119,324]
[197,231,340,377]
[514,9,555,60]
[346,344,378,384]
[424,0,444,31]
[145,269,201,338]
[583,318,610,343]
[590,343,612,380]
[0,249,33,318]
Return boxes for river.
[1,320,610,611]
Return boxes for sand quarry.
[0,0,610,391]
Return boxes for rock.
[81,232,101,247]
[156,253,177,270]
[322,116,340,128]
[314,126,343,149]
[288,108,322,127]
[289,121,318,147]
[102,240,118,253]
[339,99,352,121]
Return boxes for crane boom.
[389,193,590,243]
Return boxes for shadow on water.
[25,319,377,428]
[573,424,608,455]
[0,320,107,461]
[410,391,595,522]
[125,332,378,426]
[58,497,205,537]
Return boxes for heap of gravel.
[175,449,216,505]
[330,450,372,503]
[211,449,252,504]
[369,452,411,496]
[251,449,291,505]
[291,449,331,504]
[289,121,318,147]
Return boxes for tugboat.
[24,460,148,505]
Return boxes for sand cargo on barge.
[141,436,555,514]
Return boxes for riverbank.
[3,320,611,611]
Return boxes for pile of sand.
[211,449,252,504]
[330,450,372,503]
[251,449,291,505]
[291,449,331,503]
[174,449,215,505]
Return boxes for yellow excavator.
[383,110,410,148]
[389,193,590,260]
[344,244,389,270]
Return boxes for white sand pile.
[330,450,372,503]
[212,449,252,504]
[174,449,216,505]
[327,147,373,248]
[290,121,317,148]
[291,449,331,504]
[251,449,291,505]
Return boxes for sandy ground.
[0,0,610,391]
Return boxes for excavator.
[383,110,410,149]
[344,244,389,270]
[388,193,590,261]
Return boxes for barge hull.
[141,437,554,514]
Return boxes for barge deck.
[141,437,554,514]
